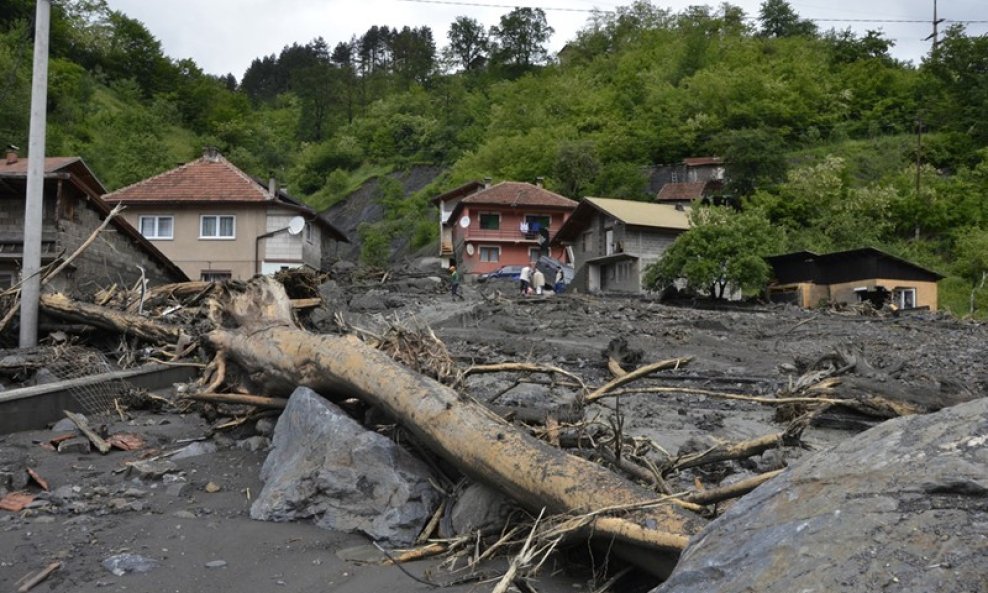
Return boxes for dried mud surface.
[2,278,985,592]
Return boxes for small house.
[552,197,690,293]
[104,148,348,281]
[766,248,944,310]
[0,148,187,296]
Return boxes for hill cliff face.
[320,165,444,263]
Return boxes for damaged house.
[552,197,690,293]
[0,148,187,296]
[766,247,944,310]
[103,148,348,281]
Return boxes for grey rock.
[165,483,188,497]
[171,441,218,460]
[652,397,988,593]
[102,553,158,576]
[251,387,440,546]
[330,260,356,276]
[236,436,271,452]
[204,560,227,568]
[172,510,197,519]
[33,368,60,385]
[57,437,92,454]
[51,485,81,501]
[441,483,519,538]
[348,291,389,312]
[255,418,276,437]
[128,459,178,480]
[51,417,83,433]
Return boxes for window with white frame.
[200,215,235,239]
[893,287,917,309]
[304,222,314,243]
[139,215,174,239]
[479,246,500,262]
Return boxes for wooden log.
[670,433,783,473]
[205,279,704,572]
[41,293,186,344]
[684,469,784,506]
[17,561,61,593]
[586,357,694,402]
[181,392,287,409]
[290,297,322,310]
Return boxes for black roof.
[766,247,944,285]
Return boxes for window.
[479,213,500,230]
[479,246,500,262]
[200,215,235,239]
[605,229,614,255]
[582,231,592,253]
[525,214,550,233]
[528,247,541,261]
[304,223,314,243]
[139,216,174,239]
[0,273,13,290]
[893,287,917,309]
[201,270,232,282]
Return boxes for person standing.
[554,267,565,294]
[532,267,546,296]
[449,265,463,299]
[519,264,532,295]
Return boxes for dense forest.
[1,0,986,315]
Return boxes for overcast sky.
[104,0,986,79]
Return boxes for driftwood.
[41,293,187,344]
[683,469,784,506]
[16,561,61,593]
[181,392,287,409]
[669,433,787,474]
[586,357,694,402]
[64,410,111,454]
[204,277,703,573]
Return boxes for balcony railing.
[466,227,550,241]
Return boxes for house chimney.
[268,177,277,199]
[5,145,18,165]
[483,177,492,189]
[535,176,544,188]
[202,146,220,162]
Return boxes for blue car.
[476,265,524,283]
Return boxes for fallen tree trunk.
[40,293,187,344]
[206,278,704,573]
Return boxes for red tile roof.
[656,181,708,201]
[104,153,270,203]
[683,156,723,167]
[459,182,577,209]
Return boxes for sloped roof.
[104,153,270,203]
[103,151,348,243]
[459,182,577,209]
[767,247,944,284]
[683,156,723,167]
[0,156,106,196]
[656,181,708,201]
[554,197,690,243]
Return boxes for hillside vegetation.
[1,0,987,314]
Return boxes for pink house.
[432,179,578,277]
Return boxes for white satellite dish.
[287,216,305,236]
[465,243,475,256]
[459,215,470,228]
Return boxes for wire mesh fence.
[41,345,137,421]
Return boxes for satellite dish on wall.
[459,215,471,228]
[465,243,475,256]
[287,216,305,236]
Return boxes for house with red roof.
[0,147,187,296]
[431,179,578,277]
[104,148,348,282]
[651,156,728,205]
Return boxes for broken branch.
[585,357,694,402]
[64,410,111,454]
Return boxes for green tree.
[758,0,816,38]
[553,140,600,198]
[713,128,788,197]
[490,8,554,68]
[646,206,782,299]
[445,16,489,71]
[953,228,988,314]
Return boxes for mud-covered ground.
[1,274,985,592]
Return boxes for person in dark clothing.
[449,265,463,299]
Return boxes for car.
[536,255,574,290]
[476,265,525,283]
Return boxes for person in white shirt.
[532,268,545,295]
[519,264,532,295]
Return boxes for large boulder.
[251,387,440,545]
[652,397,988,593]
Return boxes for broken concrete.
[251,387,440,546]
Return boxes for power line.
[395,0,988,24]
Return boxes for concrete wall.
[828,278,939,310]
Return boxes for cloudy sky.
[104,0,986,79]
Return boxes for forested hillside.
[1,0,986,314]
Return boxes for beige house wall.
[119,205,267,281]
[827,278,938,310]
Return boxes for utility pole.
[914,117,923,241]
[924,0,946,54]
[19,0,51,348]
